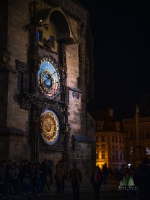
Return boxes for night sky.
[77,0,150,120]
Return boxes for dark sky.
[77,0,150,120]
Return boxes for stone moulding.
[68,86,82,93]
[18,92,66,110]
[0,126,24,136]
[72,134,92,143]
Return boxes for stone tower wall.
[0,0,94,182]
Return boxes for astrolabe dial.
[40,110,59,145]
[38,57,60,97]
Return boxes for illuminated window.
[115,136,118,143]
[37,30,43,41]
[102,151,105,159]
[130,147,133,155]
[116,151,118,159]
[101,144,105,151]
[101,135,105,142]
[112,136,114,142]
[96,152,99,159]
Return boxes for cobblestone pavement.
[1,180,130,200]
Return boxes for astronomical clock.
[38,58,60,98]
[35,55,66,151]
[37,57,63,147]
[40,110,59,145]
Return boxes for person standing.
[0,163,5,197]
[68,162,82,200]
[91,166,103,200]
[137,157,150,200]
[61,159,67,193]
[35,162,43,196]
[102,163,108,184]
[42,159,51,192]
[54,163,63,194]
[8,163,20,197]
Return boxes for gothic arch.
[37,7,77,44]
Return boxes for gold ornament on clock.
[40,110,59,145]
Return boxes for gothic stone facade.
[0,0,94,182]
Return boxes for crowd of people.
[0,159,67,198]
[1,157,150,200]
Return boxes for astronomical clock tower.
[0,0,94,181]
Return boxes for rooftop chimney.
[108,108,114,117]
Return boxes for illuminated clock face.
[38,58,60,97]
[40,110,59,145]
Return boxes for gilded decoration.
[41,110,59,145]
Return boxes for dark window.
[18,72,27,93]
[49,35,54,48]
[19,72,23,93]
[37,30,43,42]
[119,137,121,143]
[112,136,114,142]
[112,151,115,159]
[130,133,133,139]
[146,131,149,138]
[120,151,122,159]
[115,136,118,143]
[123,152,125,159]
[96,136,98,142]
[102,151,105,159]
[101,135,105,142]
[116,151,118,159]
[96,152,99,159]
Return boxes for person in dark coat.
[91,166,103,200]
[102,163,108,184]
[68,162,82,200]
[138,157,150,200]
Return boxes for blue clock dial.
[38,58,60,97]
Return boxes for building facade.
[0,0,94,181]
[122,96,150,167]
[90,109,126,169]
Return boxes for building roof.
[90,110,124,132]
